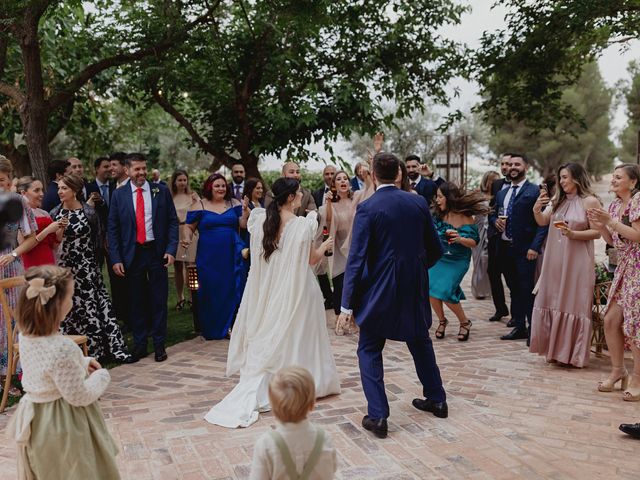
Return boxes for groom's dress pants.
[357,327,446,419]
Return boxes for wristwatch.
[10,251,17,259]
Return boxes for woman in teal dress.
[183,174,249,340]
[429,182,488,341]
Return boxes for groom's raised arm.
[340,204,371,314]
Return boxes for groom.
[337,152,447,439]
[108,153,179,363]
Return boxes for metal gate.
[432,134,468,186]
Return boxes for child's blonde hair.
[17,266,73,336]
[268,366,315,423]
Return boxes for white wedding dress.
[204,209,341,428]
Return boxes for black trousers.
[107,253,131,330]
[487,235,509,316]
[332,273,345,316]
[317,273,333,306]
[497,240,536,332]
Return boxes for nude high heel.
[623,374,640,402]
[597,368,629,392]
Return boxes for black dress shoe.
[488,312,508,322]
[620,423,640,439]
[123,355,138,364]
[154,345,168,362]
[362,415,388,438]
[506,319,515,328]
[501,328,528,340]
[130,346,148,362]
[412,398,448,418]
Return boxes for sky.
[261,1,640,172]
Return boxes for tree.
[475,0,640,130]
[0,0,218,180]
[619,61,640,164]
[139,0,469,180]
[486,63,615,178]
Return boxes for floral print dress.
[606,193,640,347]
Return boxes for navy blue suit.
[42,181,61,213]
[487,177,510,316]
[342,186,446,419]
[350,176,361,192]
[412,177,438,206]
[489,180,548,333]
[108,182,179,350]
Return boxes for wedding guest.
[529,163,601,367]
[151,169,166,185]
[183,173,249,340]
[51,174,131,363]
[16,176,62,268]
[350,162,366,192]
[244,178,266,209]
[534,173,558,282]
[109,152,129,188]
[230,163,246,201]
[0,157,37,385]
[9,265,120,479]
[42,159,69,212]
[588,164,640,400]
[396,162,415,193]
[405,155,438,204]
[108,153,179,362]
[171,169,200,310]
[313,165,337,207]
[264,162,317,216]
[486,154,512,322]
[429,182,486,342]
[489,154,548,341]
[85,157,113,267]
[66,157,88,200]
[471,170,500,299]
[249,366,337,480]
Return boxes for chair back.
[0,276,26,353]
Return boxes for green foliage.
[619,61,640,164]
[475,0,640,130]
[486,63,615,178]
[137,0,469,170]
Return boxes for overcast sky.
[262,1,640,171]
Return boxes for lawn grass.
[4,265,197,407]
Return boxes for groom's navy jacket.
[108,181,179,267]
[341,186,443,341]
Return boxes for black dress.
[53,206,130,361]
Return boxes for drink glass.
[498,207,508,232]
[444,228,457,255]
[552,212,567,242]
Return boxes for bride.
[204,177,341,428]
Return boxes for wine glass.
[444,228,457,255]
[552,212,567,242]
[498,206,508,235]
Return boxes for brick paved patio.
[1,270,638,479]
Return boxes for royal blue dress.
[186,206,248,340]
[428,218,479,304]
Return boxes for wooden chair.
[0,275,88,412]
[591,281,611,357]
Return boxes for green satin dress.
[428,218,479,304]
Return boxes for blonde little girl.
[7,265,120,479]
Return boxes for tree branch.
[0,82,24,103]
[0,35,8,79]
[47,2,221,110]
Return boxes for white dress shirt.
[319,185,330,206]
[130,180,155,241]
[501,178,526,241]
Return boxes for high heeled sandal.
[435,319,448,339]
[623,375,640,402]
[175,299,186,311]
[457,320,472,342]
[597,369,629,392]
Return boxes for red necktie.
[136,187,146,244]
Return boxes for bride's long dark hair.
[263,177,300,261]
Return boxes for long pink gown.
[529,194,595,367]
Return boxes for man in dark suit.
[312,165,337,310]
[312,165,337,207]
[405,155,438,205]
[229,163,246,200]
[338,152,447,439]
[350,162,366,191]
[108,153,179,362]
[487,153,513,322]
[489,154,548,341]
[42,159,69,212]
[86,157,114,267]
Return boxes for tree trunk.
[20,108,50,183]
[240,153,261,181]
[0,143,31,177]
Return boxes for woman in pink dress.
[16,176,63,268]
[530,163,601,367]
[588,164,640,401]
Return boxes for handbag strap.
[269,428,325,480]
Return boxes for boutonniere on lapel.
[151,187,160,198]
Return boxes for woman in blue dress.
[429,182,488,341]
[183,173,249,340]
